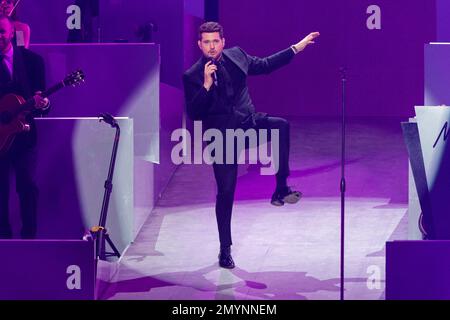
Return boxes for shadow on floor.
[98,263,366,300]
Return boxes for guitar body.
[0,93,28,156]
[0,69,84,156]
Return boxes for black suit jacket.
[1,46,47,149]
[183,46,294,130]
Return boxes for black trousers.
[212,116,290,247]
[0,144,38,239]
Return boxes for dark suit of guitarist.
[0,15,49,239]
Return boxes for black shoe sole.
[284,192,302,204]
[271,192,302,206]
[271,199,284,206]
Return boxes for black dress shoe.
[271,186,302,206]
[218,247,235,269]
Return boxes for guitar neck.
[42,81,66,98]
[19,80,66,113]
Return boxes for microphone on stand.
[99,113,118,128]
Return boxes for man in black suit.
[0,15,49,239]
[183,22,319,268]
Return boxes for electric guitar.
[0,69,85,155]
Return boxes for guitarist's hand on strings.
[33,91,49,109]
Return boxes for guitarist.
[0,15,49,239]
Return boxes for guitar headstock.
[63,69,85,87]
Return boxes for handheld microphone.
[209,58,218,86]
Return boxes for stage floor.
[99,117,409,300]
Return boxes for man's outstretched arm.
[247,31,320,75]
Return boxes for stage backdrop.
[18,0,197,89]
[437,0,450,41]
[219,1,436,118]
[13,1,204,221]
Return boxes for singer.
[182,22,319,268]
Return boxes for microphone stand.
[92,113,121,271]
[339,67,347,300]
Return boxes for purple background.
[5,2,440,230]
[437,0,450,41]
[17,1,438,118]
[219,0,436,118]
[19,0,200,89]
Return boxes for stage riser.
[0,240,95,300]
[386,241,450,300]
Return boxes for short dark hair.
[198,22,224,40]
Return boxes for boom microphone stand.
[339,67,347,300]
[91,113,121,262]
